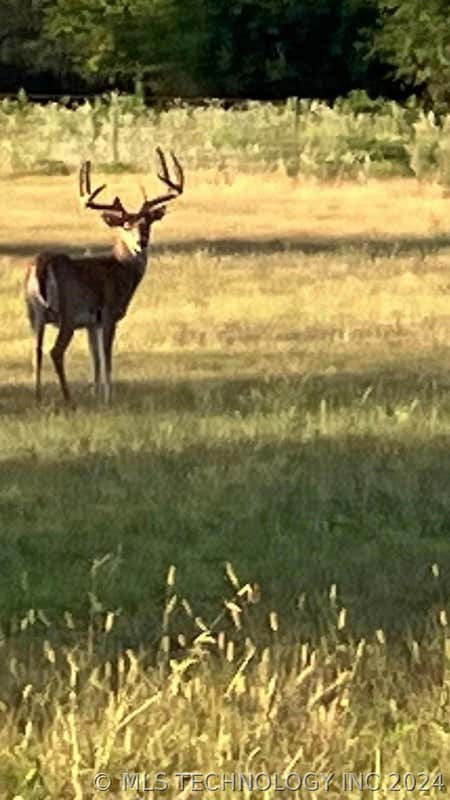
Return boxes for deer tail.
[25,255,53,312]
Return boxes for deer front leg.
[87,325,101,397]
[50,324,74,406]
[98,315,116,404]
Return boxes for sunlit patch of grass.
[1,566,449,799]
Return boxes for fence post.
[293,96,300,176]
[110,92,120,165]
[284,96,300,177]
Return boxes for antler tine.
[79,160,127,215]
[170,150,184,193]
[139,147,184,212]
[85,160,92,195]
[155,146,183,193]
[155,146,170,182]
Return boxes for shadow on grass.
[1,358,450,652]
[2,231,450,259]
[3,346,450,417]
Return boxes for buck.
[24,148,184,406]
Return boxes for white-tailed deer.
[24,148,184,405]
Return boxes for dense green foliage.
[371,0,450,112]
[0,0,446,105]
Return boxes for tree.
[40,0,383,99]
[42,0,136,83]
[370,0,450,110]
[193,0,380,99]
[0,0,95,93]
[0,1,46,88]
[0,0,45,56]
[0,0,402,101]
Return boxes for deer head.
[79,148,184,256]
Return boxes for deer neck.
[113,237,148,278]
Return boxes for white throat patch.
[121,227,142,255]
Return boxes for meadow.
[2,168,450,796]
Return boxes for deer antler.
[156,147,184,194]
[140,148,184,212]
[79,161,127,216]
[79,152,183,220]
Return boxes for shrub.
[0,91,449,181]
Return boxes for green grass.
[1,372,450,638]
[2,173,450,796]
[1,247,450,640]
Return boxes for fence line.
[0,96,443,181]
[0,93,294,105]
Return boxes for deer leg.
[34,320,45,403]
[50,325,74,405]
[87,325,101,397]
[98,317,116,404]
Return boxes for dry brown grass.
[1,172,450,248]
[2,173,450,390]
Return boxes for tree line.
[1,0,449,108]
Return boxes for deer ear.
[101,211,124,228]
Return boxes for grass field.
[2,171,450,796]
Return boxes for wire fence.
[0,93,292,107]
[0,93,306,176]
[0,92,447,182]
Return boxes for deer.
[24,148,184,406]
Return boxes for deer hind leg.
[50,325,74,405]
[35,321,45,403]
[27,303,45,403]
[87,325,101,398]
